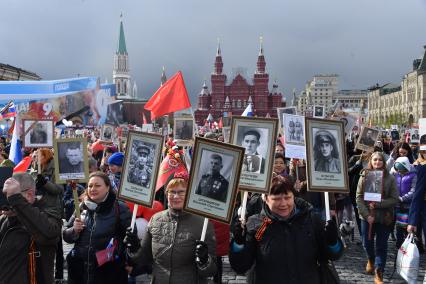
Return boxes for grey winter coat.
[130,209,217,284]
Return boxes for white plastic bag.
[397,233,419,283]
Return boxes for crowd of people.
[0,125,425,284]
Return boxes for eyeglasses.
[167,190,186,198]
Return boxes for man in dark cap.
[128,144,152,187]
[241,129,265,174]
[196,153,229,202]
[313,130,341,173]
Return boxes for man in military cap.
[241,129,265,174]
[128,144,152,187]
[196,153,229,202]
[313,129,341,173]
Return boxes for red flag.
[145,71,191,120]
[218,117,223,129]
[156,154,187,192]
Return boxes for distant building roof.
[0,63,41,81]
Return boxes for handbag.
[396,233,419,283]
[319,260,340,284]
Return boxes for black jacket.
[229,198,343,284]
[63,192,131,284]
[0,194,62,284]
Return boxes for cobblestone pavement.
[63,230,426,283]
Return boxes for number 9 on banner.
[43,103,52,116]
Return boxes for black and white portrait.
[411,129,420,143]
[356,127,380,151]
[305,118,348,193]
[236,127,268,174]
[284,115,305,145]
[184,137,245,223]
[105,101,124,126]
[314,106,325,118]
[101,124,115,141]
[277,107,297,131]
[126,140,155,188]
[174,118,194,140]
[363,170,383,202]
[23,119,54,148]
[54,138,88,183]
[195,150,232,203]
[313,128,341,173]
[118,131,163,207]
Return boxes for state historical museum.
[194,41,285,125]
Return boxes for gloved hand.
[195,240,209,266]
[324,220,339,245]
[124,227,140,253]
[232,220,246,245]
[35,174,47,193]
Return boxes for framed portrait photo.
[277,107,297,132]
[54,138,89,184]
[222,126,231,143]
[410,128,420,143]
[101,124,116,141]
[22,119,54,148]
[313,105,325,118]
[174,117,194,145]
[283,114,305,159]
[230,116,278,193]
[118,131,163,207]
[183,137,245,223]
[363,170,383,202]
[356,126,380,152]
[305,117,349,193]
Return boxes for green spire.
[117,15,127,54]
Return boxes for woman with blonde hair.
[356,151,398,284]
[125,172,217,283]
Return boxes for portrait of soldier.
[59,142,84,174]
[241,129,265,174]
[294,120,304,142]
[313,129,341,173]
[103,126,113,140]
[411,129,420,140]
[315,106,324,117]
[127,144,152,188]
[359,129,376,146]
[30,122,47,144]
[176,120,193,140]
[195,153,229,203]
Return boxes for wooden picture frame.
[356,126,380,152]
[54,138,89,184]
[100,124,116,141]
[305,117,349,193]
[174,117,195,146]
[230,116,278,194]
[183,137,245,223]
[117,131,163,208]
[22,119,54,148]
[277,107,297,133]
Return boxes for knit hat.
[108,152,124,166]
[394,156,411,172]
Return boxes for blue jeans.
[361,220,391,271]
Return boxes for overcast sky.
[2,0,426,104]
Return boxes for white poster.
[283,114,306,159]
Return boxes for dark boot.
[374,268,384,284]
